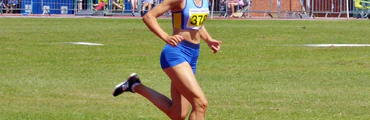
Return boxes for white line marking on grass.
[301,44,370,47]
[64,42,104,46]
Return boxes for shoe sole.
[112,73,137,96]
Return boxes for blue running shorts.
[160,40,200,74]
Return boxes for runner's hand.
[207,39,222,53]
[165,35,183,47]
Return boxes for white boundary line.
[63,42,104,46]
[301,44,370,47]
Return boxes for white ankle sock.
[131,83,141,93]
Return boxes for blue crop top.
[172,0,209,30]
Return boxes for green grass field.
[1,18,370,120]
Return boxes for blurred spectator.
[1,0,5,13]
[128,0,138,16]
[6,0,18,14]
[227,0,244,17]
[94,0,106,11]
[141,0,156,17]
[220,0,226,11]
[78,0,82,10]
[113,0,123,11]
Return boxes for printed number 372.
[190,14,208,26]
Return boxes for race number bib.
[187,9,209,29]
[189,14,208,26]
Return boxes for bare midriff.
[173,28,201,44]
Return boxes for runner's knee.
[193,98,208,113]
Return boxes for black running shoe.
[112,73,141,97]
[140,11,144,17]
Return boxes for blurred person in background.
[6,0,18,14]
[128,0,138,16]
[227,0,244,17]
[140,0,156,16]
